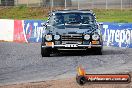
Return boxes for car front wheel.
[93,47,102,55]
[41,47,50,57]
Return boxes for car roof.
[51,9,94,14]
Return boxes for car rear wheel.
[41,47,50,57]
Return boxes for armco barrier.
[0,19,132,48]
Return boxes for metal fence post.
[92,0,94,9]
[16,0,18,6]
[121,0,123,10]
[65,0,66,9]
[26,0,29,7]
[77,0,80,9]
[5,0,7,6]
[106,0,108,9]
[51,0,53,12]
[130,0,132,8]
[39,0,41,7]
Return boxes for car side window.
[54,15,64,25]
[81,14,95,24]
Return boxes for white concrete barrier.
[0,19,14,41]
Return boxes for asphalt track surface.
[0,42,132,85]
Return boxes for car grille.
[61,34,83,44]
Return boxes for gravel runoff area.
[0,42,132,88]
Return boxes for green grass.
[0,6,132,22]
[0,6,49,20]
[94,9,132,22]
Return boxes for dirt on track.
[0,74,132,88]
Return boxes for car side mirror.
[98,22,103,29]
[99,22,103,26]
[41,22,46,27]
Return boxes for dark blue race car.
[41,9,103,57]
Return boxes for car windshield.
[54,12,95,26]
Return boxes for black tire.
[76,75,87,85]
[41,47,50,57]
[94,47,102,55]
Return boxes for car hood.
[46,25,97,35]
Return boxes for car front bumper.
[42,44,102,48]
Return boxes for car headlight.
[84,34,90,40]
[92,34,99,40]
[54,35,60,40]
[45,35,52,41]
